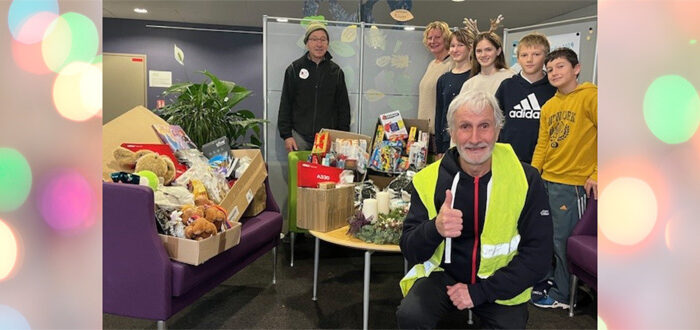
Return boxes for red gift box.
[311,131,330,155]
[297,161,343,188]
[121,143,187,179]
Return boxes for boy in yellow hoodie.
[531,47,597,309]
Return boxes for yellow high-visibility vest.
[399,143,532,305]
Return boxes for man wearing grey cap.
[278,22,351,152]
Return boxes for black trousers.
[396,272,528,329]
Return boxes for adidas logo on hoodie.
[509,93,541,119]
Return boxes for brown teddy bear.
[180,204,204,225]
[184,217,217,240]
[113,147,176,185]
[180,199,228,233]
[202,203,227,231]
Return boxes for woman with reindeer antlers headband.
[459,15,516,97]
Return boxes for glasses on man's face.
[308,37,328,43]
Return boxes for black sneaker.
[530,279,554,302]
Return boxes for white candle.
[376,191,390,215]
[362,198,378,220]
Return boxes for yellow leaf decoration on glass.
[391,54,410,69]
[364,89,385,102]
[390,9,414,22]
[330,40,355,57]
[341,25,357,43]
[376,56,391,67]
[365,25,386,50]
[393,40,403,53]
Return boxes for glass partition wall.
[263,16,432,228]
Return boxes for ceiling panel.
[104,0,596,29]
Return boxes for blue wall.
[103,18,264,119]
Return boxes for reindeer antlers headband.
[462,14,504,43]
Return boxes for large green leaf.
[201,70,234,100]
[227,90,253,108]
[153,71,262,148]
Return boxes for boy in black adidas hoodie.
[495,33,556,163]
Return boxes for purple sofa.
[103,177,282,326]
[566,198,597,317]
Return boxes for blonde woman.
[417,21,453,152]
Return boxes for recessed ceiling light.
[134,8,148,14]
[276,18,288,23]
[452,0,465,2]
[403,26,415,31]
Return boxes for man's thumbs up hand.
[436,189,463,238]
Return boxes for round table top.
[308,225,402,253]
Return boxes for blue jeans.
[543,180,587,302]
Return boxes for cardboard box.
[297,184,354,232]
[159,222,241,266]
[220,149,267,223]
[103,106,170,181]
[104,106,268,263]
[242,182,266,217]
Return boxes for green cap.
[304,22,329,43]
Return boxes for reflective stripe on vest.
[399,143,532,305]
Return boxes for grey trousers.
[291,129,313,151]
[543,180,586,303]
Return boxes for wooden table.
[308,225,402,330]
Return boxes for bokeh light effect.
[3,0,102,327]
[598,316,607,330]
[664,219,673,251]
[14,10,57,45]
[81,60,102,114]
[9,10,57,75]
[669,1,700,36]
[38,170,94,231]
[643,75,700,144]
[11,37,51,74]
[600,1,700,327]
[0,220,19,281]
[53,61,102,121]
[0,148,32,212]
[600,177,658,246]
[0,305,30,330]
[7,0,58,42]
[41,12,98,73]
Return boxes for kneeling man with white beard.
[396,90,553,329]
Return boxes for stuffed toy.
[202,203,227,231]
[184,217,217,240]
[180,199,229,233]
[113,147,176,185]
[181,204,204,225]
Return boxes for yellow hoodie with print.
[531,82,597,186]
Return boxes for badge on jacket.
[299,68,309,79]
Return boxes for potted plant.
[155,70,266,149]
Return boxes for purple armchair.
[103,176,283,327]
[566,198,597,317]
